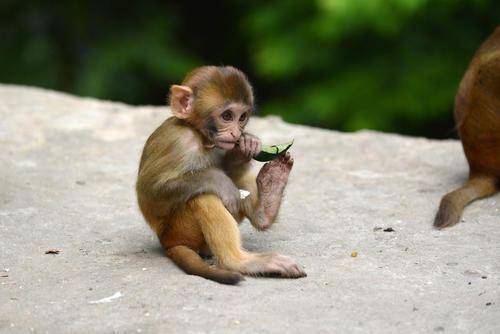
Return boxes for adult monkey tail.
[434,176,498,229]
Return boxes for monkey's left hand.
[235,133,262,160]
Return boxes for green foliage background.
[1,0,499,138]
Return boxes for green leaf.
[254,140,294,162]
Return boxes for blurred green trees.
[1,0,499,138]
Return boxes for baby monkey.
[136,66,306,284]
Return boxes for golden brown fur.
[136,66,305,284]
[434,27,500,228]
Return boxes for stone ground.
[0,84,499,334]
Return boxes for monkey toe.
[263,254,306,279]
[279,152,290,161]
[277,152,293,172]
[288,263,307,278]
[278,152,292,165]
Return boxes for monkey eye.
[239,113,247,122]
[221,110,233,121]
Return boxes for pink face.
[205,102,251,150]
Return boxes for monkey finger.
[254,139,261,157]
[241,139,252,159]
[247,138,254,151]
[239,135,246,151]
[246,140,254,158]
[249,138,258,157]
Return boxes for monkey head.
[169,66,254,150]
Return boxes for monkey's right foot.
[255,153,294,229]
[240,253,306,278]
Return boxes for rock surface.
[0,84,499,333]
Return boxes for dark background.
[1,0,499,138]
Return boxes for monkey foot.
[255,152,293,229]
[241,253,306,278]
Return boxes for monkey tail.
[166,245,244,285]
[434,175,498,229]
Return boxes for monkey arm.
[228,168,265,228]
[152,168,242,217]
[223,148,252,169]
[223,154,253,181]
[223,132,261,169]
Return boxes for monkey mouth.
[216,140,236,150]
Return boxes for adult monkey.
[434,27,500,229]
[136,66,306,284]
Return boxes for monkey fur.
[136,66,306,284]
[434,27,500,229]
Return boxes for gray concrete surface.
[0,84,499,333]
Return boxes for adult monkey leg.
[189,193,305,278]
[234,152,295,230]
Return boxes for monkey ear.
[169,85,194,119]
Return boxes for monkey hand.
[196,169,242,216]
[199,169,243,217]
[234,133,262,161]
[217,183,242,217]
